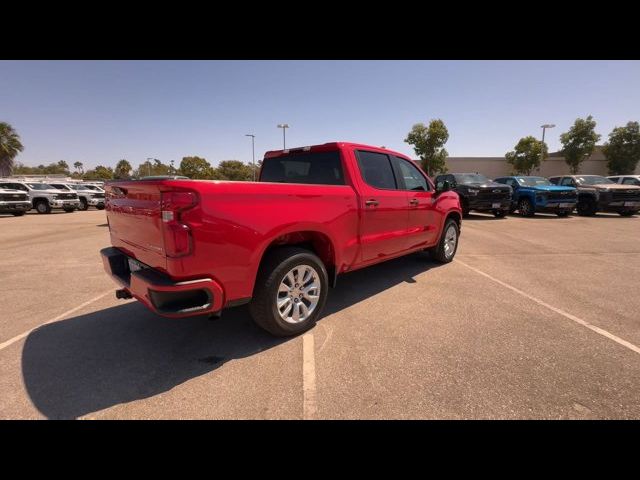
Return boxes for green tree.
[404,119,449,176]
[114,159,132,179]
[603,121,640,175]
[134,159,171,177]
[216,160,254,181]
[505,136,548,175]
[179,156,214,179]
[559,115,601,174]
[0,122,25,176]
[73,161,84,174]
[84,165,114,180]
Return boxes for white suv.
[607,175,640,187]
[0,181,80,214]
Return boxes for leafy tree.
[73,161,84,174]
[179,156,214,179]
[216,160,255,181]
[603,121,640,175]
[114,159,132,179]
[84,165,114,180]
[0,122,25,177]
[134,159,171,177]
[559,115,601,174]
[404,119,449,176]
[505,136,548,175]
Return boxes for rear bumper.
[100,247,224,317]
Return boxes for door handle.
[365,199,379,207]
[409,198,419,206]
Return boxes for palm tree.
[0,122,25,177]
[74,161,84,174]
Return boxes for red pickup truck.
[101,142,462,336]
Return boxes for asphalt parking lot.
[1,209,639,419]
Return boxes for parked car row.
[0,180,105,216]
[435,173,640,218]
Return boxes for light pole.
[245,134,256,181]
[146,157,157,177]
[539,124,555,167]
[277,123,289,149]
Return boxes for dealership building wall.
[443,147,640,178]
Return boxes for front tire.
[249,247,329,337]
[494,210,506,218]
[35,200,51,214]
[78,198,89,211]
[577,197,597,216]
[63,207,76,213]
[96,204,105,210]
[619,211,636,217]
[429,218,460,263]
[11,211,26,216]
[557,210,570,217]
[518,198,535,217]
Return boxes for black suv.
[435,173,512,217]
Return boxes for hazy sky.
[2,60,639,169]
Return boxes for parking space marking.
[455,259,640,356]
[302,333,317,419]
[0,290,113,352]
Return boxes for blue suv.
[493,176,577,217]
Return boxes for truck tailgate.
[105,182,167,271]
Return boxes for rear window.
[260,151,345,185]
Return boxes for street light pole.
[539,124,555,169]
[277,123,289,149]
[245,134,256,181]
[146,157,155,177]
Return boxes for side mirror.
[436,179,451,194]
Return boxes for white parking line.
[302,333,317,419]
[0,290,113,352]
[455,259,640,356]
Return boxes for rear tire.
[35,200,51,214]
[11,211,26,216]
[429,218,460,263]
[249,247,329,337]
[577,196,597,216]
[518,198,535,217]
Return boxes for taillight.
[161,191,197,258]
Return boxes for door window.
[356,151,397,190]
[392,157,430,191]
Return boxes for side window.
[392,157,430,191]
[549,177,559,185]
[560,177,574,187]
[623,178,640,186]
[503,178,517,188]
[356,151,397,190]
[447,175,457,187]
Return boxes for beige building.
[443,146,640,178]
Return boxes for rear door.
[391,156,438,248]
[354,150,409,263]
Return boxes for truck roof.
[264,142,412,160]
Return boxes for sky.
[1,60,640,170]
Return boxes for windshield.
[454,173,490,184]
[517,177,552,187]
[82,185,101,191]
[26,183,55,190]
[576,176,614,185]
[51,184,72,190]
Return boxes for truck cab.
[494,176,577,217]
[0,185,32,216]
[49,182,106,210]
[435,172,512,218]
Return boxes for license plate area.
[559,203,574,208]
[492,203,501,208]
[624,201,640,207]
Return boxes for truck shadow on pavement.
[21,253,440,419]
